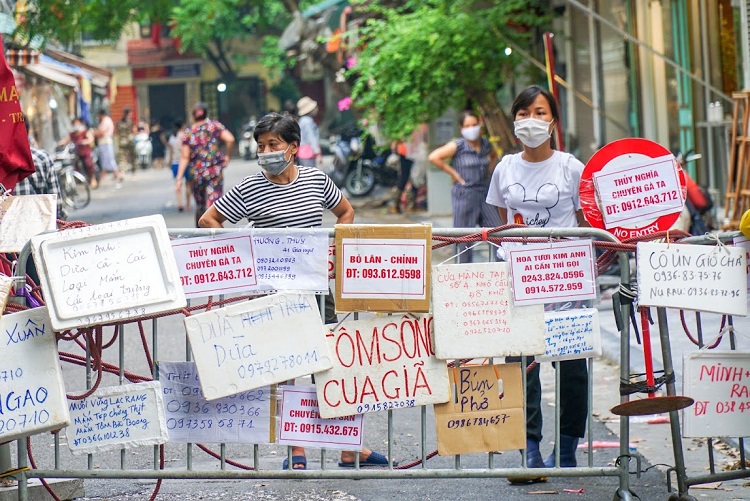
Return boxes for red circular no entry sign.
[579,138,687,240]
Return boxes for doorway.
[148,84,186,131]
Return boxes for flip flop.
[282,455,307,470]
[338,451,397,468]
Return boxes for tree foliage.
[13,0,171,47]
[351,0,548,148]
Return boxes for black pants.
[506,356,588,442]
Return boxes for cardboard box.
[434,363,525,455]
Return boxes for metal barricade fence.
[3,225,640,500]
[656,232,749,501]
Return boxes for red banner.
[0,35,35,191]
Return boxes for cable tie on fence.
[618,283,637,304]
[481,228,489,241]
[699,324,734,351]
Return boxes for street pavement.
[30,158,750,500]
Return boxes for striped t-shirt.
[213,166,343,228]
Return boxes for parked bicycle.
[54,143,91,209]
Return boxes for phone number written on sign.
[605,190,680,216]
[283,422,360,437]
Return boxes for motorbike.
[238,119,258,160]
[133,130,152,170]
[331,132,395,197]
[53,143,91,210]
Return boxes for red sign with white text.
[580,138,687,240]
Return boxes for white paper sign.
[171,234,257,298]
[431,262,545,359]
[508,240,597,305]
[251,229,329,292]
[637,242,747,316]
[184,292,333,400]
[0,195,57,253]
[315,314,450,418]
[734,235,750,302]
[278,385,363,450]
[683,351,750,438]
[538,308,602,362]
[0,275,13,314]
[339,238,428,299]
[30,215,186,330]
[67,381,167,454]
[593,154,683,228]
[0,308,70,441]
[158,361,272,443]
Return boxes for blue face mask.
[258,145,292,176]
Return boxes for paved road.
[34,159,749,500]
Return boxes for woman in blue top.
[428,111,502,262]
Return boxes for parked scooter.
[133,126,152,170]
[331,131,395,197]
[238,119,258,160]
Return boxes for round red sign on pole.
[579,138,687,240]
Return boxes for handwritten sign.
[30,215,186,330]
[315,314,450,418]
[278,385,363,450]
[158,361,272,443]
[66,381,167,455]
[734,235,750,302]
[637,242,747,316]
[434,364,524,455]
[336,224,431,313]
[508,240,597,305]
[184,292,333,400]
[0,195,56,253]
[538,308,601,362]
[431,262,545,359]
[593,154,683,229]
[251,229,329,292]
[683,351,750,438]
[0,308,70,441]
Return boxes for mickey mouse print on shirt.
[507,183,560,227]
[485,150,585,230]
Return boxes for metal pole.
[588,0,606,150]
[699,0,717,192]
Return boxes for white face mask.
[514,118,552,148]
[461,124,482,141]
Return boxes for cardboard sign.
[335,224,431,313]
[158,361,273,444]
[315,314,450,418]
[0,308,70,441]
[67,381,167,455]
[431,262,545,359]
[508,240,597,305]
[580,139,687,240]
[637,242,747,316]
[0,195,57,253]
[184,292,333,400]
[734,235,750,302]
[538,308,602,362]
[683,351,750,438]
[278,385,364,450]
[30,215,186,330]
[434,364,524,455]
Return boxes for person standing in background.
[95,109,124,186]
[61,117,97,189]
[486,85,589,479]
[296,96,322,167]
[150,120,167,170]
[168,119,191,212]
[428,110,502,262]
[175,102,235,226]
[116,108,135,173]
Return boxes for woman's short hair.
[458,110,480,127]
[511,85,560,123]
[253,112,301,145]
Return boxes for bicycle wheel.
[63,170,91,209]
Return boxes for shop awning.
[22,63,79,88]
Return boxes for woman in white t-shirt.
[486,85,588,476]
